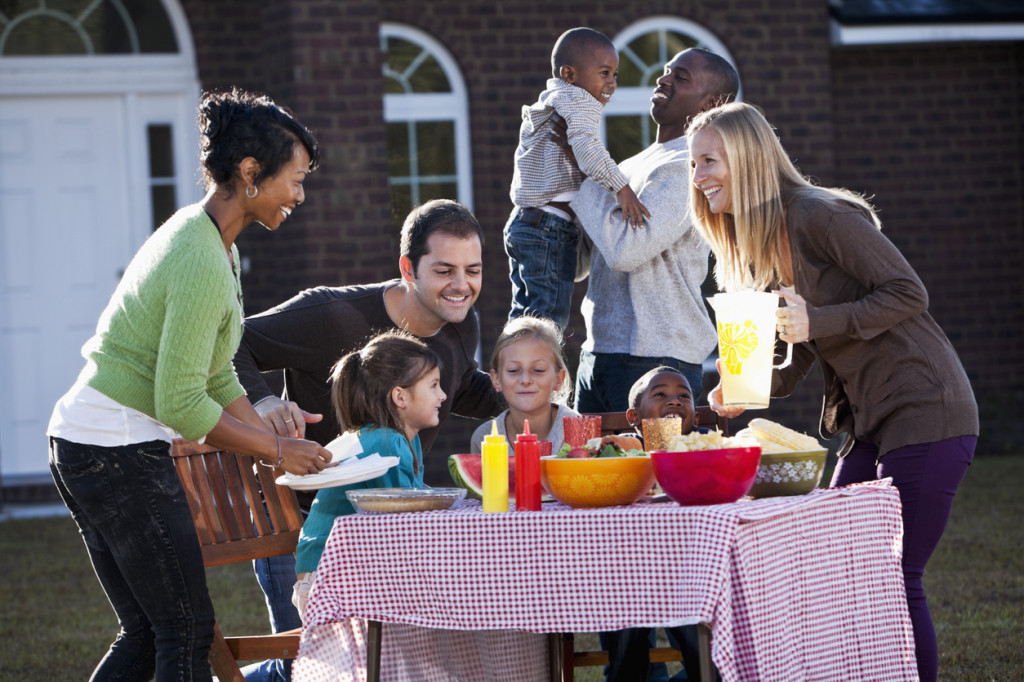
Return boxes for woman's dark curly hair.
[197,87,319,193]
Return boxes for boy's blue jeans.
[504,207,578,330]
[49,437,215,682]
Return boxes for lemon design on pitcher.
[718,320,760,374]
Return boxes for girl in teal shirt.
[293,331,446,616]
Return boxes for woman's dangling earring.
[246,184,258,199]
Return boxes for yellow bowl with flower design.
[540,456,655,508]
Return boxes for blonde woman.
[687,101,977,682]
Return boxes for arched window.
[380,23,473,230]
[0,0,177,55]
[607,17,740,162]
[0,0,199,483]
[0,0,197,231]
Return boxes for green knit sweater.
[80,203,246,441]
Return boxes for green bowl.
[747,449,827,498]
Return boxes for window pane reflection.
[606,115,651,164]
[147,124,176,231]
[383,37,451,94]
[1,0,178,55]
[417,121,455,176]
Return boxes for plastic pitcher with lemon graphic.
[709,291,793,408]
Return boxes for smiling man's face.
[650,50,715,140]
[406,231,483,327]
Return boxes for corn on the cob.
[747,418,822,452]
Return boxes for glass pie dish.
[346,487,466,514]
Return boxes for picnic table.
[292,479,917,682]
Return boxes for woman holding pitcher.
[687,102,977,682]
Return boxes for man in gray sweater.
[567,43,741,682]
[571,48,740,413]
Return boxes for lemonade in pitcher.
[709,291,792,408]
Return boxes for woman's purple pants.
[831,435,976,682]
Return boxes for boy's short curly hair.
[628,365,691,410]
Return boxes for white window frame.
[830,20,1024,45]
[380,22,473,212]
[606,17,742,142]
[0,0,201,252]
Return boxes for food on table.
[346,487,466,513]
[541,455,656,508]
[651,445,761,505]
[735,419,827,498]
[449,454,516,501]
[665,430,757,452]
[554,435,647,459]
[739,418,823,453]
[747,448,827,498]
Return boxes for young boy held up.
[505,26,650,330]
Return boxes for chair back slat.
[170,438,305,568]
[241,460,274,537]
[257,463,304,533]
[202,453,248,542]
[594,412,631,437]
[191,458,229,544]
[220,454,261,540]
[698,406,730,436]
[174,456,215,546]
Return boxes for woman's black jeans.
[49,437,215,681]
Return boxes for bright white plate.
[276,455,399,491]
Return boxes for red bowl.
[651,447,762,506]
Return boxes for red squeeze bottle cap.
[517,419,538,442]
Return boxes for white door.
[0,96,137,479]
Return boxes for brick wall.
[181,0,1023,482]
[181,0,393,309]
[831,43,1024,454]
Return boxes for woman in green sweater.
[46,89,332,682]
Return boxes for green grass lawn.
[2,455,1021,681]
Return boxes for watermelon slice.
[448,454,515,501]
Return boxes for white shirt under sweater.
[571,135,717,364]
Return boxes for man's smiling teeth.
[652,91,668,101]
[281,207,292,217]
[443,294,468,303]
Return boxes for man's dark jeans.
[575,350,705,414]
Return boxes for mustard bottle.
[482,420,509,512]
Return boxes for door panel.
[0,96,133,478]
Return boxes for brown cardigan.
[771,192,978,458]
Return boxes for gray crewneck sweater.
[572,135,717,364]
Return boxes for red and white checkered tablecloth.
[292,479,917,682]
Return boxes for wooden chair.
[554,627,713,682]
[590,405,730,438]
[559,408,727,681]
[170,438,305,682]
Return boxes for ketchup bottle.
[514,420,542,511]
